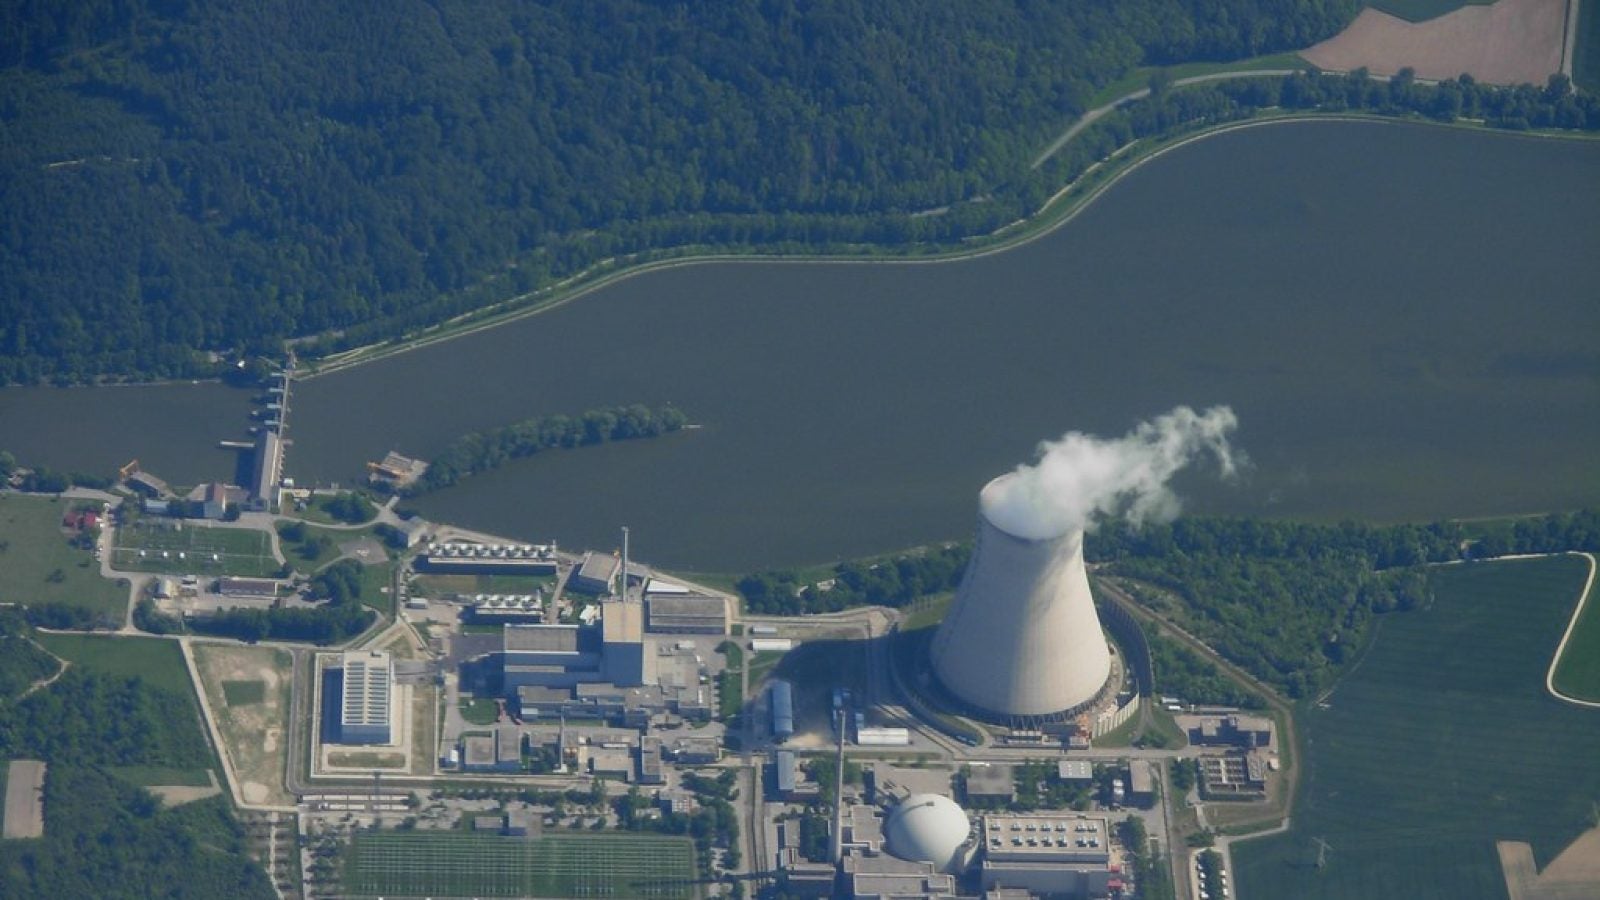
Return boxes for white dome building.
[885,793,971,873]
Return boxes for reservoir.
[3,120,1597,571]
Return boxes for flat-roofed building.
[1058,759,1094,782]
[644,593,727,634]
[773,749,798,798]
[250,430,281,510]
[1128,761,1155,807]
[502,624,602,689]
[601,601,651,686]
[850,872,957,899]
[572,552,620,595]
[217,576,281,598]
[965,765,1015,805]
[980,813,1113,897]
[339,651,393,744]
[462,734,496,770]
[1189,713,1274,749]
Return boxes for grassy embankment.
[0,494,127,619]
[1549,554,1600,701]
[1232,555,1600,900]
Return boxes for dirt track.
[1303,0,1568,86]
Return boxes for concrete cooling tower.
[928,474,1113,722]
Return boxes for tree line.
[0,1,1364,384]
[405,404,688,494]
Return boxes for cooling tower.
[928,474,1113,721]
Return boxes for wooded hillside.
[0,0,1359,383]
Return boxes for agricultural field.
[0,494,127,618]
[1232,556,1600,900]
[193,643,294,806]
[1549,554,1600,701]
[342,831,696,899]
[113,519,278,578]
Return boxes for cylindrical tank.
[929,474,1112,721]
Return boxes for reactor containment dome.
[885,793,971,873]
[928,474,1113,722]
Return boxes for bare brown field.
[1500,828,1600,900]
[1304,0,1567,85]
[2,760,46,839]
[193,643,294,807]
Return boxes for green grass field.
[342,831,697,899]
[222,679,265,705]
[113,521,277,577]
[1233,556,1600,900]
[1367,0,1493,23]
[1576,0,1600,94]
[359,561,395,614]
[0,494,127,617]
[36,633,198,698]
[1549,555,1600,701]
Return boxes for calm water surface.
[3,121,1597,570]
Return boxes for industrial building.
[501,624,603,689]
[980,813,1115,897]
[217,576,281,598]
[884,794,972,874]
[965,765,1015,804]
[644,590,727,634]
[770,680,795,741]
[250,430,281,510]
[600,601,652,686]
[419,542,558,575]
[572,551,621,594]
[338,650,393,744]
[929,474,1113,723]
[1188,714,1274,749]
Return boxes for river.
[2,120,1596,571]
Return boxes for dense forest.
[408,404,688,494]
[0,615,273,898]
[0,0,1365,384]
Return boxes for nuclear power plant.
[928,473,1113,723]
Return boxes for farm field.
[342,831,697,899]
[113,519,278,578]
[0,494,127,619]
[1232,555,1600,900]
[193,643,294,807]
[1549,553,1600,702]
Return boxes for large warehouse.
[339,650,394,745]
[979,813,1115,897]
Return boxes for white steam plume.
[982,405,1243,539]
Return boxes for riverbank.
[292,93,1600,382]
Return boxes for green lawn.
[1550,555,1600,701]
[459,697,500,725]
[113,520,278,578]
[36,633,197,698]
[343,831,697,899]
[1232,556,1600,900]
[0,494,127,618]
[222,679,266,706]
[359,561,395,614]
[1576,0,1600,94]
[1367,0,1494,22]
